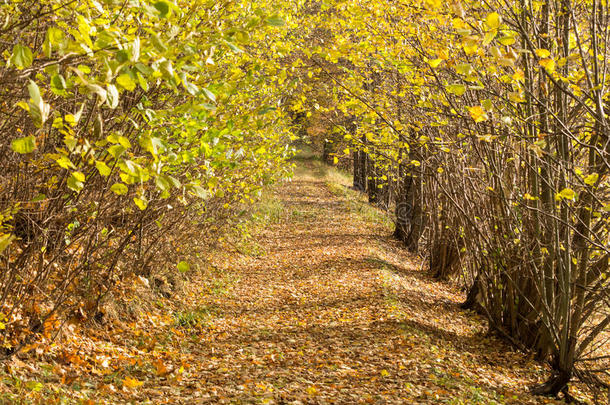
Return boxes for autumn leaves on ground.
[1,156,565,404]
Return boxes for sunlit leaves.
[117,74,136,91]
[428,58,443,68]
[468,106,488,123]
[110,183,128,195]
[555,188,576,201]
[1,0,303,361]
[485,12,501,30]
[539,58,556,73]
[123,377,143,389]
[446,84,466,96]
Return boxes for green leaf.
[265,15,285,26]
[110,183,128,195]
[31,193,46,202]
[53,154,75,169]
[27,80,49,127]
[177,261,190,273]
[46,26,65,46]
[446,84,466,96]
[50,74,67,95]
[11,44,33,69]
[11,136,36,154]
[190,185,211,200]
[28,80,42,104]
[0,234,16,255]
[155,175,171,191]
[139,135,164,156]
[25,381,43,392]
[107,144,126,159]
[235,30,250,44]
[154,1,170,18]
[202,88,216,103]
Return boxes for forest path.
[11,158,564,404]
[140,158,558,404]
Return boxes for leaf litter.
[0,160,572,404]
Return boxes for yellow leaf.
[535,48,551,58]
[333,156,338,164]
[446,84,466,96]
[555,188,576,201]
[498,32,515,46]
[539,58,555,73]
[462,38,478,55]
[380,369,390,377]
[307,386,317,395]
[485,12,501,29]
[584,173,599,186]
[428,58,443,68]
[483,31,496,45]
[523,193,539,201]
[123,377,143,389]
[468,106,488,123]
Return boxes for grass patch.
[208,274,238,295]
[291,208,319,221]
[291,154,393,230]
[251,190,284,225]
[235,236,265,257]
[326,181,393,231]
[291,144,319,161]
[173,305,217,329]
[232,188,284,257]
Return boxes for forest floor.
[1,155,582,404]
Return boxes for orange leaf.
[153,358,169,376]
[123,376,143,389]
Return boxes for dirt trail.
[138,161,559,404]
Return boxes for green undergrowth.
[290,150,394,230]
[325,182,393,232]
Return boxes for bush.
[0,0,294,355]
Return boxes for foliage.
[0,0,295,354]
[289,0,610,396]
